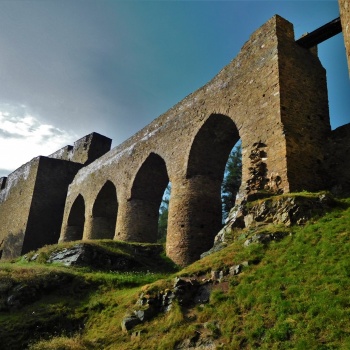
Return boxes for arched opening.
[187,114,240,180]
[116,152,169,243]
[91,181,118,239]
[221,141,242,222]
[65,194,85,241]
[167,114,240,265]
[158,182,172,243]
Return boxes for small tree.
[221,144,242,220]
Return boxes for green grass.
[1,196,350,349]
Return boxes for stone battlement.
[48,132,112,165]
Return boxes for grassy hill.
[1,196,350,349]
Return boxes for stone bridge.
[1,9,349,266]
[59,16,332,266]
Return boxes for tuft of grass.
[29,334,94,350]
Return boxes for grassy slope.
[1,197,350,349]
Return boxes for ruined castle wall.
[0,132,111,260]
[0,159,40,259]
[21,157,83,255]
[70,132,112,165]
[278,26,330,191]
[339,0,350,75]
[0,157,82,260]
[325,124,350,195]
[49,145,74,162]
[49,132,112,165]
[60,15,331,266]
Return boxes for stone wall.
[0,158,82,260]
[0,133,112,260]
[0,160,40,259]
[59,15,333,266]
[278,25,330,191]
[325,124,350,195]
[339,0,350,75]
[20,158,83,255]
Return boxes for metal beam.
[296,17,342,49]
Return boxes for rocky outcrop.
[121,258,253,333]
[0,272,75,311]
[121,257,253,338]
[30,243,164,271]
[175,330,217,350]
[121,277,212,332]
[46,243,136,270]
[234,192,334,228]
[202,192,335,258]
[243,231,290,247]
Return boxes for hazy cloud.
[0,129,25,139]
[0,104,77,177]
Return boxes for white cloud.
[0,104,78,177]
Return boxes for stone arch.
[167,114,240,266]
[89,180,118,239]
[115,152,169,242]
[187,114,240,180]
[65,194,85,241]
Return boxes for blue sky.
[0,0,349,177]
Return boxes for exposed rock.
[175,332,217,349]
[42,243,164,271]
[121,316,142,332]
[0,272,74,311]
[122,277,212,332]
[194,285,211,304]
[210,271,220,282]
[229,264,243,276]
[243,231,290,247]
[6,284,38,309]
[200,242,227,259]
[46,243,136,270]
[202,192,336,258]
[240,192,335,228]
[173,278,201,306]
[162,290,176,312]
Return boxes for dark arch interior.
[128,152,169,243]
[92,180,118,239]
[187,114,240,180]
[131,152,169,204]
[66,194,85,241]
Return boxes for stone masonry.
[0,133,111,260]
[0,9,349,266]
[59,15,344,266]
[339,0,350,75]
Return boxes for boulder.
[47,243,137,270]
